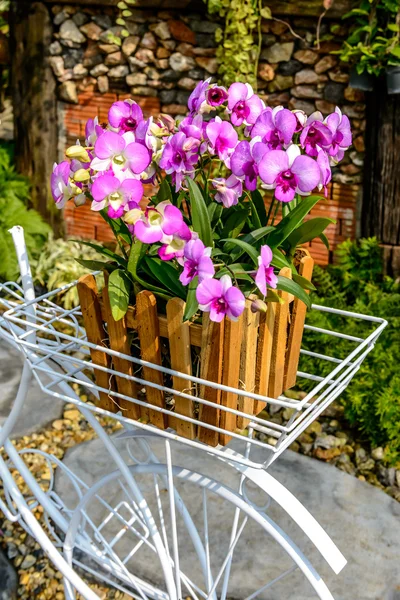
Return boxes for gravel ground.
[1,388,399,599]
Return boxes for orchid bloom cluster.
[52,79,352,323]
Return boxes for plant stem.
[271,201,280,227]
[266,197,276,224]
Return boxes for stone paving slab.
[56,434,400,600]
[0,341,64,438]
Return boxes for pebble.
[261,42,294,63]
[169,52,195,72]
[20,555,36,570]
[59,20,86,44]
[122,35,140,57]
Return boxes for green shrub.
[0,145,50,280]
[300,238,400,465]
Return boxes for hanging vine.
[204,0,271,90]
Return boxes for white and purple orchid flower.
[227,82,264,127]
[300,112,332,158]
[251,107,297,150]
[324,107,352,162]
[50,161,72,208]
[108,100,144,134]
[211,174,243,208]
[132,200,188,245]
[91,172,143,218]
[259,145,321,203]
[196,275,245,323]
[254,245,278,296]
[91,130,151,175]
[179,239,214,285]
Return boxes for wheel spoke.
[244,565,298,600]
[165,440,182,600]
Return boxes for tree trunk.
[361,83,400,277]
[9,1,63,235]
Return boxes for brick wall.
[50,2,363,265]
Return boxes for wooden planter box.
[77,250,313,448]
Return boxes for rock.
[258,63,275,82]
[126,72,147,86]
[72,12,89,27]
[59,20,86,44]
[160,90,177,104]
[315,434,346,449]
[49,41,62,56]
[268,74,293,92]
[140,32,157,51]
[306,421,322,435]
[169,52,195,72]
[59,80,78,104]
[294,49,318,65]
[315,55,337,74]
[289,98,315,113]
[193,47,216,57]
[160,68,181,82]
[324,81,345,104]
[49,56,65,78]
[178,77,197,90]
[176,90,191,105]
[57,436,400,599]
[135,48,155,64]
[195,33,217,48]
[353,135,365,152]
[156,46,170,59]
[90,63,109,77]
[130,86,158,97]
[79,22,102,41]
[144,66,160,80]
[53,9,68,26]
[92,15,112,30]
[278,59,303,75]
[151,21,171,41]
[161,39,177,51]
[6,544,18,560]
[188,67,205,79]
[314,447,342,461]
[190,20,219,34]
[341,164,360,175]
[121,35,140,57]
[63,48,84,69]
[98,43,120,54]
[344,86,365,102]
[262,33,277,46]
[342,104,366,118]
[358,458,376,472]
[168,20,196,44]
[370,447,384,461]
[291,85,322,99]
[270,20,288,35]
[20,554,37,570]
[176,43,194,57]
[195,56,217,74]
[261,42,294,63]
[315,99,336,114]
[72,63,88,79]
[155,58,169,70]
[350,150,364,167]
[99,26,124,44]
[0,548,17,599]
[108,65,129,79]
[294,69,319,85]
[105,52,125,66]
[328,68,349,83]
[97,75,109,94]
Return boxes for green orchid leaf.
[250,189,267,226]
[143,257,186,299]
[75,259,118,272]
[108,269,131,321]
[221,238,259,266]
[266,196,323,248]
[220,207,249,239]
[292,273,316,291]
[271,249,291,270]
[73,240,127,267]
[276,275,311,308]
[186,177,213,247]
[183,277,199,322]
[319,232,330,250]
[286,217,335,249]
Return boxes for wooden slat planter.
[77,249,313,448]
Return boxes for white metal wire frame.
[0,226,387,600]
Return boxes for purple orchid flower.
[91,173,143,218]
[251,107,297,150]
[188,78,211,114]
[85,116,104,146]
[254,245,278,296]
[159,132,200,192]
[325,107,352,162]
[178,113,205,142]
[292,110,307,133]
[196,274,245,323]
[108,100,144,133]
[230,139,268,191]
[259,145,321,203]
[91,130,151,175]
[178,239,214,285]
[227,82,264,127]
[133,200,187,244]
[158,224,192,261]
[299,112,332,158]
[51,161,72,208]
[211,174,243,208]
[317,149,332,197]
[206,85,228,107]
[206,116,238,165]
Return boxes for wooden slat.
[237,299,260,430]
[253,302,276,415]
[77,274,116,413]
[136,290,166,429]
[166,298,196,440]
[219,315,243,445]
[102,284,141,421]
[283,251,314,391]
[268,267,292,399]
[198,314,224,447]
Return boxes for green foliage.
[300,237,400,465]
[204,0,267,88]
[336,0,400,76]
[0,146,50,281]
[34,236,106,309]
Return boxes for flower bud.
[250,298,268,314]
[65,145,90,163]
[73,168,90,182]
[123,208,142,225]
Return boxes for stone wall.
[47,2,363,263]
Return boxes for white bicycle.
[0,226,386,600]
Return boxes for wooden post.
[268,267,292,399]
[9,2,62,234]
[237,298,259,430]
[219,315,243,445]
